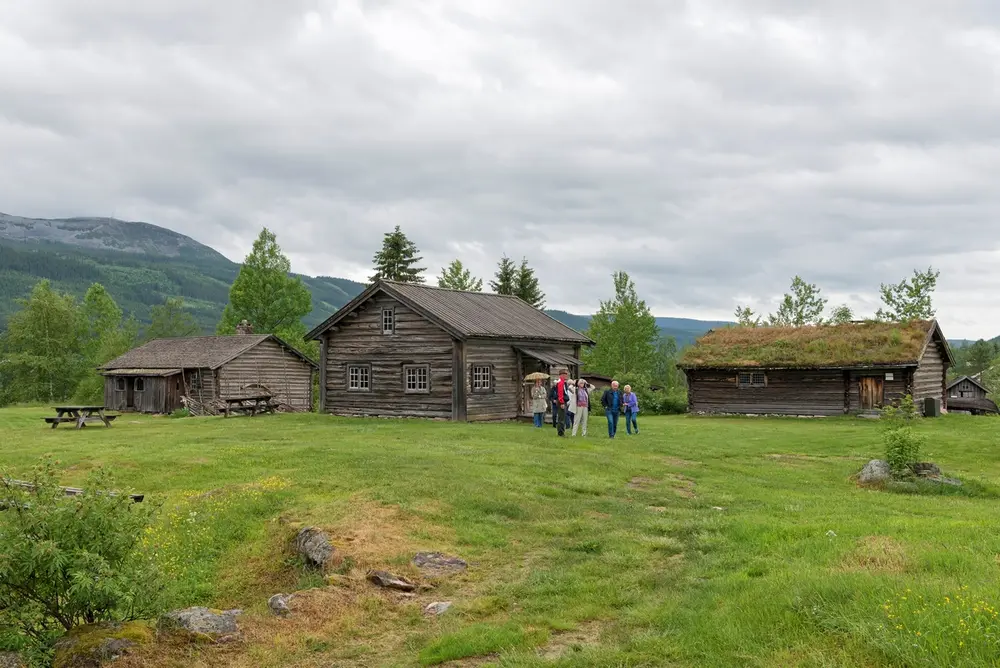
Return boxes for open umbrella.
[524,372,550,381]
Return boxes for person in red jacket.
[555,368,569,437]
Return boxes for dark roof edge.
[677,363,921,371]
[924,319,955,367]
[306,282,381,340]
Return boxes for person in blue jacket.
[600,380,623,438]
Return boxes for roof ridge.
[381,279,523,299]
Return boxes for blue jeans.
[533,412,544,428]
[605,409,619,437]
[625,409,638,434]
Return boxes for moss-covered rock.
[52,622,152,668]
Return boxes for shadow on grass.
[878,478,1000,499]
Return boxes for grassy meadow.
[2,408,1000,667]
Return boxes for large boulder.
[858,460,891,485]
[159,607,241,638]
[295,527,335,568]
[52,622,151,668]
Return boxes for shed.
[678,320,953,416]
[946,376,998,414]
[100,334,317,414]
[306,280,593,420]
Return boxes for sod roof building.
[678,320,953,416]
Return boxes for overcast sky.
[3,1,1000,338]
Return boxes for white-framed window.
[738,371,766,388]
[404,364,430,393]
[471,364,492,392]
[115,377,125,391]
[348,364,371,391]
[134,378,145,392]
[382,308,395,335]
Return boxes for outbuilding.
[100,333,317,414]
[306,280,592,420]
[679,319,953,416]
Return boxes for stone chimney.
[236,319,254,335]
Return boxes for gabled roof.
[307,280,592,344]
[947,375,989,393]
[101,335,317,371]
[679,319,952,370]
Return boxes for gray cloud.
[3,0,1000,337]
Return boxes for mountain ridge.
[0,213,726,344]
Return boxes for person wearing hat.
[555,368,569,437]
[531,378,548,428]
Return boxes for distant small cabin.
[678,320,953,416]
[307,280,593,421]
[946,376,998,415]
[100,334,317,414]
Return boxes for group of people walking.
[530,369,639,438]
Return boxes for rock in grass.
[0,653,23,668]
[268,593,293,617]
[159,607,241,638]
[413,552,468,576]
[912,462,942,478]
[52,622,152,668]
[424,601,453,616]
[367,570,417,592]
[857,460,891,485]
[295,527,335,568]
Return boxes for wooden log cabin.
[100,333,317,414]
[679,319,953,416]
[306,280,593,420]
[946,375,999,415]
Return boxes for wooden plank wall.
[218,339,314,410]
[687,369,848,415]
[913,338,947,409]
[104,376,125,411]
[324,294,455,418]
[949,379,986,399]
[184,368,216,405]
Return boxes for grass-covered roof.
[679,320,940,369]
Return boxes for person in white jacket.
[572,381,590,436]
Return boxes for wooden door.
[126,378,135,409]
[859,376,884,410]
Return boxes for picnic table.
[221,394,276,418]
[43,406,118,429]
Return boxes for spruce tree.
[514,257,545,308]
[437,259,483,292]
[371,226,426,284]
[490,255,517,295]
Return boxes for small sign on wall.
[885,372,894,381]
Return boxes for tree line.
[734,268,940,327]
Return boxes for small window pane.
[751,372,766,387]
[404,365,429,392]
[115,378,125,391]
[382,309,395,334]
[135,378,145,392]
[472,365,492,391]
[349,365,371,391]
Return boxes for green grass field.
[3,408,1000,667]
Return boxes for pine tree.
[217,228,312,346]
[437,260,483,292]
[490,255,517,295]
[514,257,545,308]
[370,226,426,284]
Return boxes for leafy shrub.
[169,407,191,419]
[881,394,924,475]
[0,459,163,657]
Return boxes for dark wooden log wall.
[913,338,947,409]
[103,374,184,413]
[324,294,454,418]
[687,369,851,416]
[218,339,314,410]
[104,376,124,411]
[465,340,580,421]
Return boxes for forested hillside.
[0,214,365,332]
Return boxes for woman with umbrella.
[527,372,549,428]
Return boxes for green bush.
[0,459,163,658]
[881,395,924,475]
[169,407,191,419]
